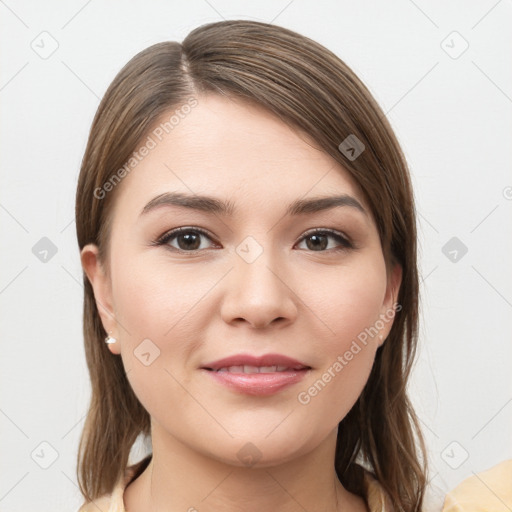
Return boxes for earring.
[378,334,384,341]
[105,332,117,344]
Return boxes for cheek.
[310,254,387,351]
[110,251,215,343]
[109,253,220,403]
[296,256,387,416]
[108,256,209,424]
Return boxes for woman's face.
[82,94,401,467]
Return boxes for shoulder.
[442,459,512,511]
[358,466,394,511]
[77,455,152,512]
[77,493,113,512]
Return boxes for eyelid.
[300,227,351,243]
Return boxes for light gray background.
[1,1,511,510]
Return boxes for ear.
[80,243,121,355]
[378,262,402,347]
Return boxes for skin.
[81,93,401,512]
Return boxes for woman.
[76,19,428,511]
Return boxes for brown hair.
[76,19,427,511]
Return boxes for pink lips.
[200,353,311,396]
[202,353,310,371]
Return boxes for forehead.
[110,94,366,221]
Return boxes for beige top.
[78,456,512,511]
[77,455,394,511]
[441,459,512,511]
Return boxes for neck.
[124,424,366,512]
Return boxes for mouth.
[204,364,309,373]
[200,353,312,396]
[201,353,311,373]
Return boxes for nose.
[220,246,298,330]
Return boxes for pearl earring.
[105,332,117,344]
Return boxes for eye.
[153,227,218,252]
[295,229,353,252]
[152,227,353,253]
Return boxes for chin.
[200,429,320,470]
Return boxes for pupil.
[307,234,327,251]
[179,233,200,250]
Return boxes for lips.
[201,353,311,373]
[200,354,312,395]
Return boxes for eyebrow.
[139,191,367,218]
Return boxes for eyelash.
[151,226,354,254]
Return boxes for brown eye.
[173,231,202,251]
[155,227,216,252]
[296,230,353,252]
